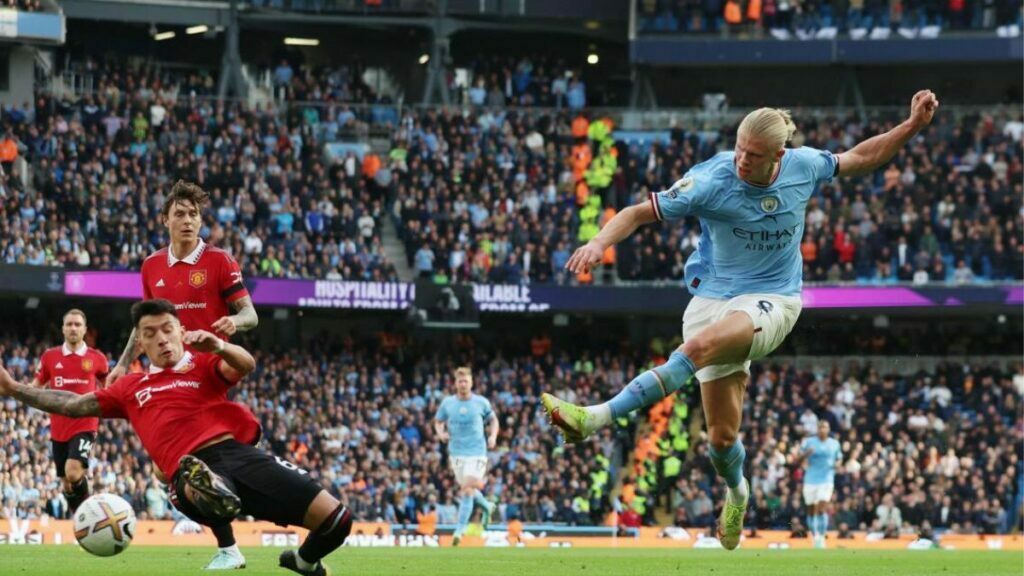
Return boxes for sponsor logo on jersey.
[135,380,202,407]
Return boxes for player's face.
[136,314,185,367]
[817,421,830,439]
[62,313,85,346]
[734,131,783,184]
[455,375,472,397]
[164,200,202,244]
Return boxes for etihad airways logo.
[135,380,202,407]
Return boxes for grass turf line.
[0,546,1020,575]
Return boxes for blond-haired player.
[543,91,938,549]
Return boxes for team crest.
[188,270,208,288]
[81,359,93,372]
[760,197,780,213]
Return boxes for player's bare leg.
[63,459,90,514]
[701,369,750,550]
[279,491,352,576]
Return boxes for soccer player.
[33,309,109,515]
[796,420,842,549]
[434,366,498,546]
[542,90,938,550]
[0,300,349,576]
[106,180,258,570]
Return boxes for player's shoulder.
[694,151,735,175]
[143,248,169,267]
[87,348,108,361]
[203,245,237,263]
[787,146,834,167]
[40,347,60,361]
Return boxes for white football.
[73,493,137,557]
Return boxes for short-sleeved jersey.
[141,239,250,336]
[34,344,109,441]
[801,435,842,485]
[434,394,494,457]
[94,351,261,478]
[650,147,838,298]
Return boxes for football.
[73,493,137,557]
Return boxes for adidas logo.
[55,362,63,369]
[156,279,166,287]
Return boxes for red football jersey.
[141,239,250,336]
[94,351,261,478]
[35,344,109,441]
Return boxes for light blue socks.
[709,441,746,489]
[606,351,696,418]
[455,495,474,536]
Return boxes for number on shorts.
[274,456,309,475]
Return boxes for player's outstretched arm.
[837,90,938,177]
[0,365,101,417]
[565,200,659,274]
[107,327,138,386]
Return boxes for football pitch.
[1,546,1022,575]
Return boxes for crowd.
[0,59,400,282]
[6,0,45,12]
[0,57,1020,288]
[638,0,1024,36]
[1,327,1021,538]
[392,106,1023,285]
[460,55,589,110]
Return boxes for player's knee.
[707,425,738,451]
[65,461,85,483]
[681,337,713,367]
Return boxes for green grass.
[1,546,1021,575]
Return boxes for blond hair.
[738,108,797,152]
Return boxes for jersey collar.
[148,351,194,374]
[168,239,206,267]
[61,342,88,357]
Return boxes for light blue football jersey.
[801,436,842,485]
[434,394,494,457]
[650,147,837,298]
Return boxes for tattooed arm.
[106,327,138,386]
[0,365,101,417]
[211,296,259,336]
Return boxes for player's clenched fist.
[210,316,238,337]
[183,330,225,353]
[565,241,604,274]
[909,89,938,130]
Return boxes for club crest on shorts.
[189,270,208,288]
[760,196,780,213]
